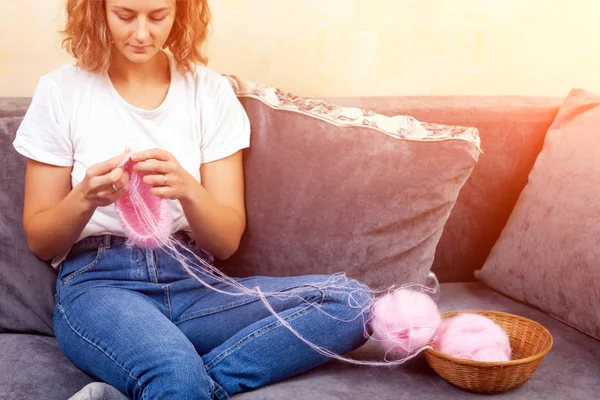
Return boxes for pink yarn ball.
[370,289,441,358]
[433,313,512,362]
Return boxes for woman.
[13,0,371,399]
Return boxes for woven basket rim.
[423,310,553,367]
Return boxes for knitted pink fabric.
[115,153,172,248]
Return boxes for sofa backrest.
[326,96,562,282]
[1,98,56,335]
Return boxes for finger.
[112,183,129,199]
[131,148,170,162]
[150,185,175,199]
[103,182,129,200]
[87,153,128,177]
[133,159,171,174]
[92,167,124,190]
[114,171,130,189]
[143,174,169,186]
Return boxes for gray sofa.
[1,95,599,400]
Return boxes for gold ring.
[111,183,119,192]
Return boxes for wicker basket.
[423,310,553,393]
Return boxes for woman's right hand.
[22,151,132,261]
[78,153,130,208]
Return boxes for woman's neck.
[108,50,170,86]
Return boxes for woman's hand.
[131,148,198,201]
[78,153,130,208]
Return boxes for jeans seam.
[176,297,258,325]
[211,379,229,400]
[148,249,159,284]
[203,295,325,370]
[56,302,146,393]
[61,244,106,285]
[163,284,172,321]
[176,282,321,325]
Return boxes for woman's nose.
[133,18,150,42]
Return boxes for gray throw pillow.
[217,76,481,289]
[476,89,600,340]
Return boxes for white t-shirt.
[13,52,251,268]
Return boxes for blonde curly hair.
[61,0,211,73]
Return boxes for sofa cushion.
[0,334,95,399]
[217,77,481,289]
[0,110,56,335]
[234,283,600,399]
[3,283,598,399]
[476,89,600,340]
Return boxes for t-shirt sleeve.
[12,76,73,167]
[200,76,251,164]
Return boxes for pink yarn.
[115,153,172,248]
[433,313,512,362]
[370,289,442,358]
[107,150,513,368]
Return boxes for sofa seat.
[2,283,598,400]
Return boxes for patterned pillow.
[476,89,600,340]
[216,76,481,289]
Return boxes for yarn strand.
[114,152,442,367]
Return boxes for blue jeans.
[53,232,372,400]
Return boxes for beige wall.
[1,0,599,97]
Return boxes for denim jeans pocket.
[60,244,106,285]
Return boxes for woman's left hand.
[131,148,197,201]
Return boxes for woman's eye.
[117,15,134,22]
[150,16,167,22]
